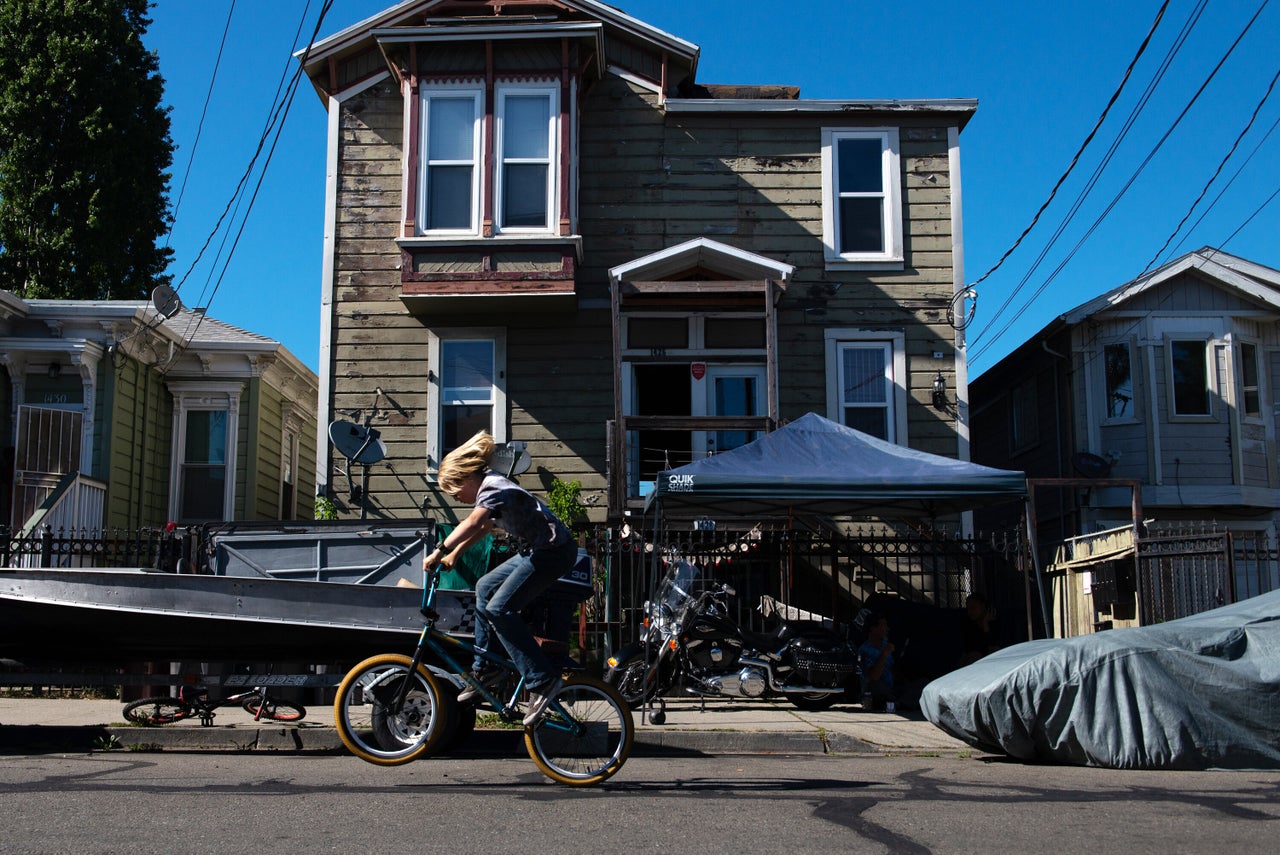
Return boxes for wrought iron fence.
[1138,525,1278,624]
[0,525,185,571]
[583,520,1026,653]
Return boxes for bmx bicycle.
[123,684,306,727]
[333,563,634,786]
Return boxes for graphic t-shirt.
[474,471,570,552]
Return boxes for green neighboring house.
[0,292,318,532]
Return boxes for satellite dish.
[490,442,531,478]
[329,419,387,465]
[1071,452,1112,478]
[150,284,183,319]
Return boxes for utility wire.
[1142,63,1280,271]
[170,0,317,300]
[164,0,334,369]
[963,0,1170,295]
[190,0,316,310]
[167,0,237,246]
[970,0,1205,351]
[971,0,1273,367]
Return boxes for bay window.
[416,83,558,236]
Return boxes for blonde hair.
[437,430,496,494]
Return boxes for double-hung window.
[496,87,556,231]
[419,90,482,233]
[427,330,507,472]
[167,381,242,524]
[417,83,558,236]
[1238,341,1261,419]
[821,128,903,267]
[824,330,906,442]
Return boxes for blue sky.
[144,0,1280,376]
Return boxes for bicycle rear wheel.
[334,654,452,766]
[524,675,633,786]
[122,697,191,726]
[242,696,306,723]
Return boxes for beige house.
[299,0,978,524]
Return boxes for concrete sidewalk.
[0,695,973,757]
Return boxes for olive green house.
[300,0,979,523]
[0,293,318,533]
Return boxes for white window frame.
[820,128,903,269]
[1166,334,1215,420]
[426,328,508,475]
[280,404,301,520]
[494,83,558,234]
[417,86,483,235]
[823,329,907,443]
[167,381,243,523]
[1236,339,1262,421]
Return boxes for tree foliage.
[0,0,174,300]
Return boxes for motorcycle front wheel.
[784,692,841,711]
[603,654,662,710]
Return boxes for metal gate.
[1137,530,1233,624]
[10,405,82,531]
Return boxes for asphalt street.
[2,752,1277,854]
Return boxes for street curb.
[0,724,923,757]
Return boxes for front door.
[10,405,83,530]
[699,365,766,457]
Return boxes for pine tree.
[0,0,174,300]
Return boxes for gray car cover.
[920,589,1280,769]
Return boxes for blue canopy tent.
[644,413,1027,519]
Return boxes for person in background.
[422,431,577,727]
[857,615,895,711]
[959,593,998,666]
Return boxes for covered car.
[920,589,1280,770]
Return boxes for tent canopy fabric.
[645,413,1027,517]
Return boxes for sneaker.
[522,676,563,727]
[456,668,502,703]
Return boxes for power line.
[971,0,1273,367]
[963,0,1171,296]
[164,0,335,369]
[167,0,237,245]
[1142,63,1280,271]
[969,0,1205,351]
[170,0,318,301]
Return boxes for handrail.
[18,471,107,538]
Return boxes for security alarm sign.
[690,362,706,380]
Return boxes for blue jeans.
[472,539,576,690]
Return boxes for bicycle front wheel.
[334,654,452,766]
[122,697,191,726]
[525,675,634,786]
[242,696,306,723]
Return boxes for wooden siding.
[327,69,966,521]
[103,356,173,529]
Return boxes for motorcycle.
[604,558,859,716]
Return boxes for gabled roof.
[608,237,794,286]
[298,0,699,99]
[1060,247,1280,324]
